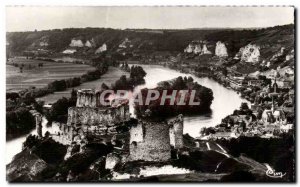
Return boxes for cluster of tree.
[10,62,45,72]
[112,75,135,90]
[6,90,45,140]
[120,62,129,71]
[6,107,35,140]
[44,89,77,123]
[112,65,146,90]
[129,65,147,84]
[134,76,214,119]
[34,57,55,62]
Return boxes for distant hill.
[6,24,294,69]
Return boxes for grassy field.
[6,58,95,92]
[37,67,129,104]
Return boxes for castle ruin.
[51,89,185,164]
[52,89,130,144]
[129,114,184,162]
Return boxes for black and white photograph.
[5,5,295,183]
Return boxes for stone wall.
[169,114,184,149]
[55,103,129,143]
[129,121,171,162]
[30,110,43,138]
[76,89,101,107]
[67,104,130,126]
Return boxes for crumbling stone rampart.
[129,115,184,162]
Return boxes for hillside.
[6,24,294,73]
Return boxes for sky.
[6,6,294,32]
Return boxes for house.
[227,77,243,89]
[248,79,264,87]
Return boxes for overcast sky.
[6,6,294,32]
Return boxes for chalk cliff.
[236,44,260,63]
[201,44,212,54]
[85,40,93,48]
[215,41,228,57]
[95,43,107,54]
[69,39,84,47]
[184,41,212,55]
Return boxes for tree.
[101,83,109,90]
[240,102,249,111]
[6,107,35,139]
[45,97,75,123]
[222,68,228,77]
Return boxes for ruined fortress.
[129,115,184,162]
[52,89,130,144]
[50,89,184,163]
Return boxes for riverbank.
[37,67,129,104]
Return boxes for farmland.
[6,58,95,92]
[37,66,129,104]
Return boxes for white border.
[0,0,299,186]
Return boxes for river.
[131,65,250,137]
[6,64,249,164]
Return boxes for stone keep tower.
[129,121,171,162]
[129,114,184,162]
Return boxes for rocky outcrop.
[236,44,260,63]
[95,44,107,54]
[62,49,77,54]
[85,40,93,48]
[215,41,228,57]
[184,41,212,55]
[69,39,84,47]
[285,50,294,61]
[39,41,49,47]
[184,44,194,53]
[119,38,133,48]
[194,44,202,54]
[7,149,48,182]
[202,44,212,54]
[270,47,286,61]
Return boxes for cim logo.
[265,164,286,178]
